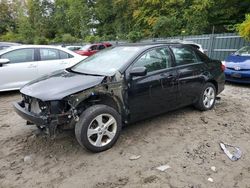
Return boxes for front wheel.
[194,83,216,111]
[75,105,122,152]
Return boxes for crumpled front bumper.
[13,101,48,125]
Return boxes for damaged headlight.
[22,94,48,114]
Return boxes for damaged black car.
[14,43,225,152]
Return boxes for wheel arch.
[76,93,122,114]
[207,80,218,94]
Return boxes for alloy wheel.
[203,86,215,108]
[87,114,117,147]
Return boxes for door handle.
[162,74,176,79]
[28,64,36,68]
[166,74,174,79]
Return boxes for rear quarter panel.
[207,60,225,94]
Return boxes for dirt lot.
[0,83,250,188]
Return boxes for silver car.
[0,45,87,91]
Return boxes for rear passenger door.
[37,48,72,77]
[170,46,206,106]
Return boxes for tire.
[194,82,216,111]
[75,104,122,152]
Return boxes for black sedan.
[14,43,225,152]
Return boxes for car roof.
[0,42,21,46]
[66,45,82,47]
[9,45,67,49]
[0,45,83,57]
[0,44,76,51]
[117,42,183,48]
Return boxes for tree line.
[0,0,249,44]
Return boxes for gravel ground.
[0,83,250,188]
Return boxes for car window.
[40,48,59,61]
[74,47,81,51]
[132,47,172,73]
[1,49,35,63]
[235,46,250,56]
[195,49,210,62]
[72,46,143,76]
[98,45,105,50]
[0,46,9,50]
[171,46,199,65]
[90,45,97,50]
[59,50,72,59]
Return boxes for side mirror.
[0,58,10,65]
[129,67,147,77]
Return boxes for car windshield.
[235,46,250,56]
[79,45,92,50]
[0,47,13,54]
[71,46,143,76]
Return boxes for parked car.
[14,43,225,152]
[224,46,250,83]
[0,45,87,91]
[0,42,21,50]
[75,42,112,56]
[65,45,82,51]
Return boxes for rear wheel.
[75,105,122,152]
[194,83,216,111]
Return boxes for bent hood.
[20,70,105,101]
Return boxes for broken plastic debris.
[156,164,171,172]
[211,166,216,172]
[129,155,141,160]
[208,177,214,182]
[219,142,242,161]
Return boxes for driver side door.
[126,47,178,122]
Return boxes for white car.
[0,45,87,92]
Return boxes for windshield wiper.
[65,67,103,76]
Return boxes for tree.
[0,0,16,35]
[1,0,250,43]
[94,0,115,37]
[238,14,250,41]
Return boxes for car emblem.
[234,66,241,71]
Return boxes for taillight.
[221,63,226,71]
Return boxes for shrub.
[0,31,20,42]
[61,33,78,43]
[238,14,250,41]
[127,31,143,43]
[85,35,101,43]
[34,36,49,45]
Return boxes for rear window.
[59,50,73,59]
[235,46,250,56]
[171,46,199,65]
[40,48,59,60]
[194,49,210,62]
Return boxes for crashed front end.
[14,94,75,137]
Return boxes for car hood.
[225,55,250,69]
[20,70,105,101]
[75,50,88,54]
